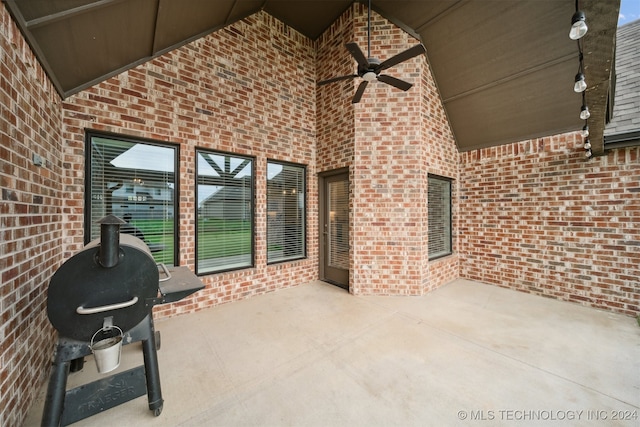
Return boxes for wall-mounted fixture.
[33,153,45,167]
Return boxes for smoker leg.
[41,360,70,427]
[141,317,163,416]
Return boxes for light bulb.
[584,140,591,150]
[574,73,587,92]
[582,124,589,138]
[585,149,592,159]
[580,105,590,120]
[570,11,588,40]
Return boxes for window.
[428,175,452,260]
[196,150,254,274]
[85,132,178,265]
[267,161,306,263]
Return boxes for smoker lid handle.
[158,263,171,282]
[76,296,139,315]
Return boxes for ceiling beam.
[414,0,467,33]
[24,0,127,29]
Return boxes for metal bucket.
[90,326,123,374]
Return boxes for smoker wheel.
[155,331,161,350]
[153,405,163,417]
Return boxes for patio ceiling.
[2,0,619,154]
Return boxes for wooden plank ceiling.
[3,0,619,154]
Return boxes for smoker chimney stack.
[96,215,126,268]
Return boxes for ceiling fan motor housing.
[359,57,380,81]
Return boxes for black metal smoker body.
[42,215,204,426]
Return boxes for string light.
[569,10,588,40]
[570,2,591,159]
[574,72,587,92]
[580,104,590,120]
[581,124,589,138]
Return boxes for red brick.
[2,4,639,426]
[460,138,640,316]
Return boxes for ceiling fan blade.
[318,74,358,86]
[375,44,426,72]
[345,42,369,69]
[352,81,368,103]
[377,74,413,91]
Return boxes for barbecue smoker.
[42,215,204,426]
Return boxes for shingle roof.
[604,19,640,139]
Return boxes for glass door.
[321,172,349,288]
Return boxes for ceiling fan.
[317,0,426,104]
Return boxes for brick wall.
[316,7,355,174]
[317,4,460,295]
[351,6,424,295]
[4,3,637,425]
[421,35,460,292]
[460,134,640,316]
[0,4,63,426]
[61,11,319,319]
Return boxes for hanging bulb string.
[576,51,583,74]
[574,0,586,92]
[572,0,591,158]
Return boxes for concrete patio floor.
[25,279,639,426]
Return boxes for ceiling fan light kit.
[318,0,426,103]
[362,71,377,82]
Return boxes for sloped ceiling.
[2,0,619,154]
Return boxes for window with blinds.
[196,150,254,274]
[86,132,178,266]
[267,161,306,264]
[428,175,452,260]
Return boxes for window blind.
[428,175,452,260]
[87,134,177,265]
[196,150,253,274]
[267,161,306,263]
[328,179,349,269]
